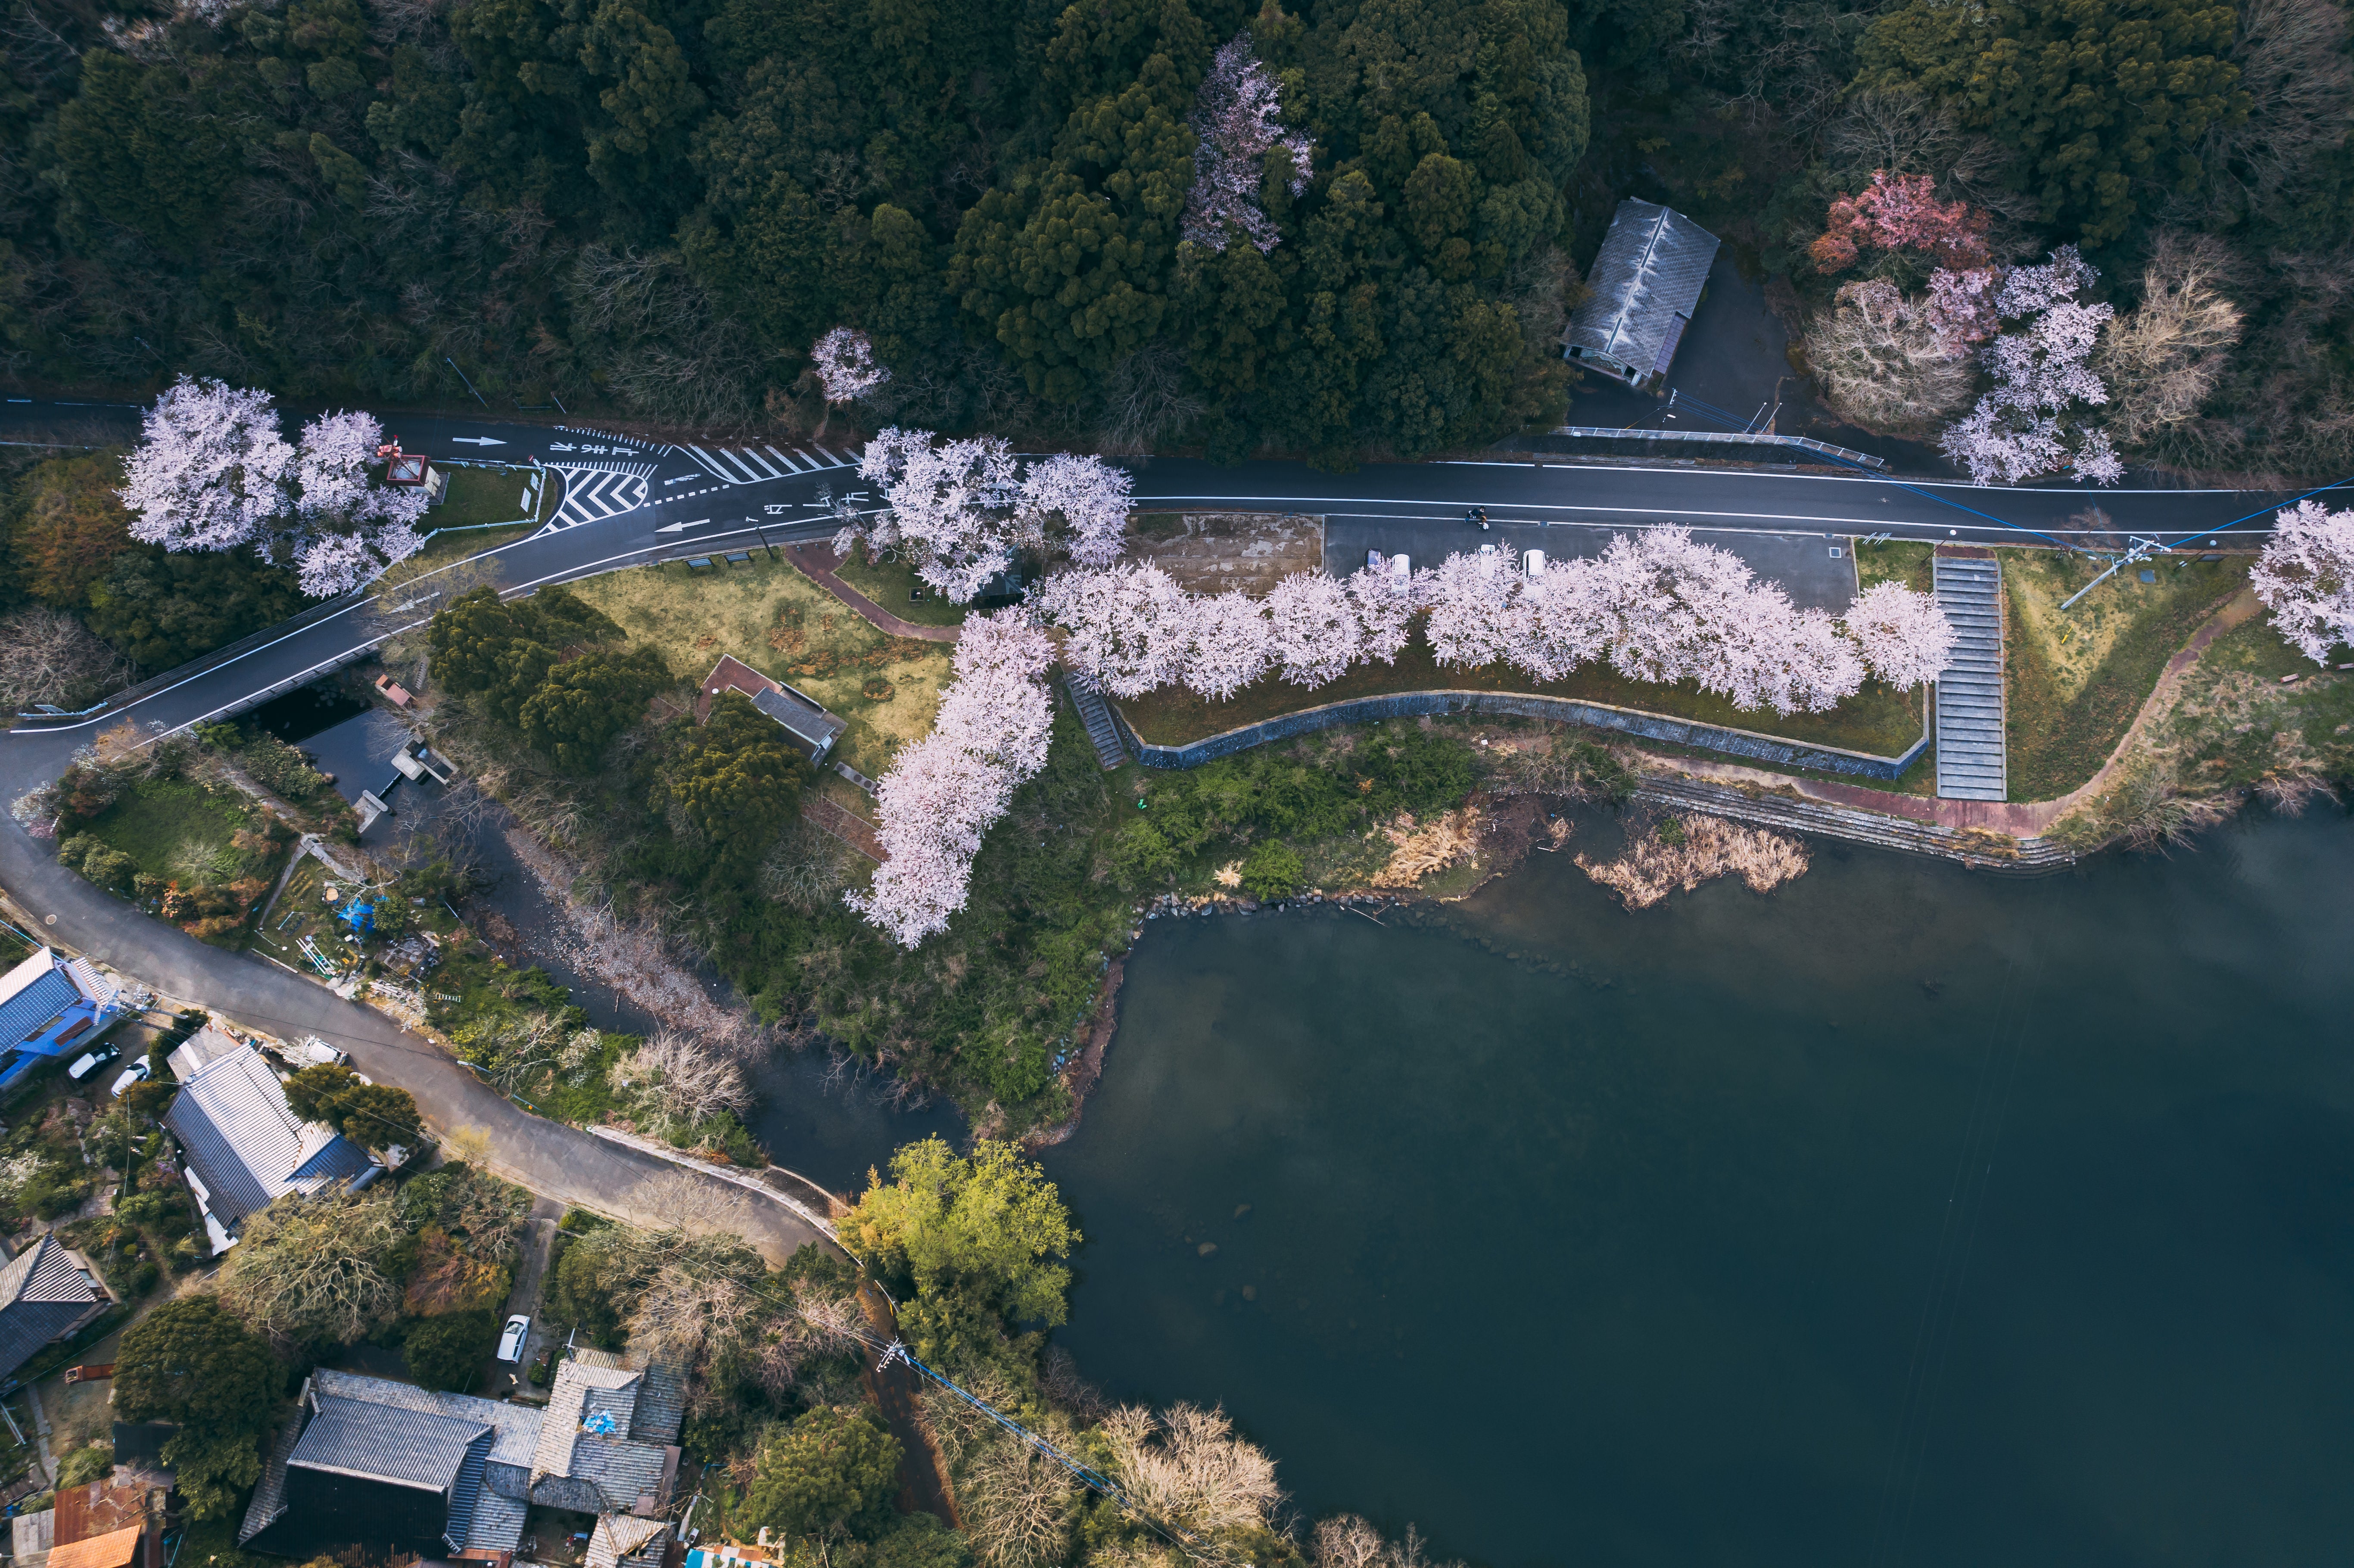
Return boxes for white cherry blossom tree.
[1264,571,1363,686]
[1181,590,1273,701]
[2252,499,2354,664]
[1416,551,1516,669]
[1507,556,1612,681]
[289,410,430,596]
[850,428,1026,602]
[847,611,1056,948]
[1182,33,1314,253]
[1940,247,2122,486]
[1346,563,1414,664]
[1842,580,1956,690]
[1018,453,1132,569]
[1030,563,1196,697]
[810,327,890,437]
[118,377,293,553]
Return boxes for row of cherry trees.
[117,378,431,597]
[847,611,1058,948]
[834,428,1132,600]
[1035,530,1956,717]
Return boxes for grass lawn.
[830,553,970,628]
[1856,538,1935,593]
[567,556,954,779]
[431,466,546,531]
[1117,632,1927,759]
[85,778,256,883]
[2005,550,2248,800]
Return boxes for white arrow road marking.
[656,519,711,533]
[450,436,506,446]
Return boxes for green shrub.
[232,732,324,800]
[401,1307,499,1391]
[1240,841,1304,899]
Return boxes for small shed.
[696,656,847,765]
[1562,199,1721,391]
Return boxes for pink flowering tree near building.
[1182,33,1314,252]
[844,428,1025,602]
[118,380,426,597]
[808,327,890,437]
[847,611,1056,948]
[1940,248,2124,486]
[2252,500,2354,664]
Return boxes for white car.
[495,1314,531,1363]
[108,1061,151,1098]
[64,1044,118,1083]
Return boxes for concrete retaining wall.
[1112,690,1930,781]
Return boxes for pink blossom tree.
[290,410,430,596]
[847,610,1055,948]
[2252,500,2354,664]
[1347,563,1414,664]
[1841,580,1956,690]
[1809,171,1992,274]
[1708,591,1865,715]
[1182,33,1314,253]
[850,428,1026,601]
[1507,557,1612,681]
[1940,248,2121,486]
[118,378,293,554]
[1018,453,1133,569]
[1181,590,1272,700]
[809,328,890,437]
[1030,564,1194,697]
[1416,551,1516,669]
[1264,571,1363,687]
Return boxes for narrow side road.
[0,819,829,1264]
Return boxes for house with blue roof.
[0,947,125,1095]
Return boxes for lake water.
[1041,809,2354,1568]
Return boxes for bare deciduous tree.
[1803,280,1976,433]
[217,1191,405,1345]
[2096,231,2246,448]
[1098,1403,1283,1547]
[956,1433,1080,1568]
[0,607,131,711]
[614,1029,753,1127]
[1311,1517,1460,1568]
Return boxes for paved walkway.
[1649,585,2264,835]
[803,793,884,862]
[0,826,830,1265]
[785,543,961,644]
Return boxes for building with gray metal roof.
[1562,199,1721,392]
[0,1235,109,1383]
[160,1041,377,1248]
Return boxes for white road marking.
[764,445,805,473]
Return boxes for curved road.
[0,400,2307,1244]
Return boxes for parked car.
[65,1044,118,1082]
[496,1314,531,1363]
[290,1037,349,1068]
[108,1061,151,1098]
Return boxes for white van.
[1523,548,1546,577]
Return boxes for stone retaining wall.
[1112,691,1930,781]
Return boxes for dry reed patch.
[1575,814,1810,909]
[1370,806,1482,888]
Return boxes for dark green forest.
[2,0,2351,473]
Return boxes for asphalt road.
[0,398,2312,1241]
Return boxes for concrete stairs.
[1934,554,2007,801]
[1064,673,1128,770]
[1635,775,2076,873]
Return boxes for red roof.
[384,454,430,485]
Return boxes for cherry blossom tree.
[847,611,1055,948]
[118,377,293,553]
[1018,453,1132,569]
[1940,248,2120,486]
[850,428,1026,602]
[1347,563,1414,664]
[1181,591,1272,700]
[1709,590,1865,716]
[2251,499,2354,664]
[1182,33,1314,253]
[1031,563,1195,697]
[809,328,890,438]
[1841,580,1956,690]
[1508,556,1612,681]
[289,411,430,596]
[1264,571,1364,687]
[1415,551,1516,669]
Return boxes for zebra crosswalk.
[542,463,654,533]
[678,441,861,484]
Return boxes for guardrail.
[1111,689,1931,781]
[1541,426,1890,470]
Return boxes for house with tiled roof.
[159,1039,380,1250]
[240,1350,684,1561]
[695,656,846,764]
[1561,199,1721,392]
[0,1235,111,1384]
[0,947,124,1094]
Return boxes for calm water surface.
[1041,811,2354,1568]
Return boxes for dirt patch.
[1127,511,1325,596]
[1575,812,1810,909]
